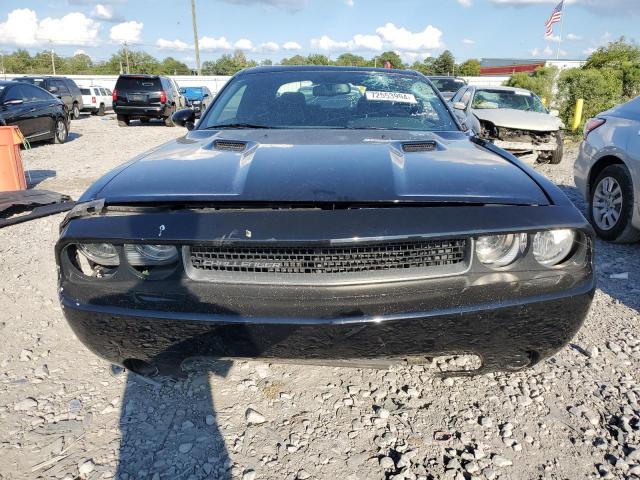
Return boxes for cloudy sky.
[0,0,638,65]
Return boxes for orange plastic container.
[0,126,27,192]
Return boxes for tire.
[549,131,563,165]
[589,164,640,243]
[140,117,150,124]
[164,114,175,127]
[52,118,68,144]
[117,114,130,127]
[97,104,105,116]
[71,103,80,120]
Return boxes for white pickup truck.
[78,85,113,116]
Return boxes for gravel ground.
[0,116,639,480]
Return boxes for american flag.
[545,0,564,37]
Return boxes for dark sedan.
[0,81,69,144]
[56,66,594,378]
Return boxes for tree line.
[0,47,481,77]
[506,38,640,130]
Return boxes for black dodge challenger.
[56,66,595,377]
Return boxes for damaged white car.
[450,86,564,164]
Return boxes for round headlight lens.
[78,243,119,266]
[125,244,179,266]
[476,234,526,267]
[533,229,575,266]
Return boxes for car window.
[22,84,52,102]
[93,88,101,96]
[3,84,27,102]
[105,88,112,96]
[451,87,466,103]
[430,78,467,94]
[472,89,546,113]
[80,88,91,95]
[201,71,458,132]
[52,79,69,93]
[116,77,161,91]
[99,88,107,96]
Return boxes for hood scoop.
[213,139,247,152]
[401,141,437,153]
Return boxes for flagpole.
[556,1,565,60]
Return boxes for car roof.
[118,74,162,78]
[238,65,420,77]
[428,76,466,80]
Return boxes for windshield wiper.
[205,123,273,129]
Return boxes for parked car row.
[79,85,113,116]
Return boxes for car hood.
[91,129,549,206]
[473,108,563,131]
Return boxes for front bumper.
[57,205,595,377]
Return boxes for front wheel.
[71,103,80,120]
[589,164,640,243]
[117,114,130,127]
[52,118,68,144]
[548,131,563,165]
[97,104,105,116]
[164,115,175,127]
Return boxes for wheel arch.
[588,155,627,194]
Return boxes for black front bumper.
[57,205,595,377]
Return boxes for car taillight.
[584,118,605,140]
[112,89,117,101]
[160,91,167,104]
[92,96,96,104]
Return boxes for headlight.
[476,234,527,267]
[78,243,119,266]
[533,229,575,266]
[124,244,179,266]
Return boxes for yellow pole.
[572,99,584,131]
[541,97,547,107]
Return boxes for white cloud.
[458,0,473,6]
[311,35,351,51]
[462,38,475,44]
[199,36,233,51]
[234,38,253,50]
[566,33,582,40]
[110,21,143,44]
[353,34,383,51]
[543,45,554,56]
[156,38,189,51]
[74,49,88,56]
[583,47,597,55]
[490,0,639,15]
[91,4,122,22]
[545,34,561,43]
[345,0,354,5]
[255,41,280,53]
[401,51,432,63]
[530,47,541,56]
[375,23,443,51]
[282,41,302,50]
[0,8,101,46]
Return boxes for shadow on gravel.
[557,183,640,312]
[115,367,232,480]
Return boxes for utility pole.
[123,42,130,73]
[191,0,202,75]
[0,53,5,80]
[50,44,56,75]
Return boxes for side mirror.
[549,109,559,117]
[452,102,466,111]
[48,86,58,93]
[3,99,24,106]
[203,93,210,98]
[172,108,196,130]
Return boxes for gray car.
[574,96,640,243]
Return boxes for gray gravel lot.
[0,115,639,480]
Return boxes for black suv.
[13,76,83,119]
[113,74,185,127]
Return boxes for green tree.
[557,68,623,130]
[64,53,93,74]
[280,54,307,66]
[335,53,366,67]
[203,50,256,75]
[306,54,331,65]
[410,57,436,75]
[373,51,404,69]
[457,59,481,76]
[433,50,455,75]
[3,49,33,74]
[159,57,190,75]
[506,66,558,104]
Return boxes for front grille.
[188,239,468,276]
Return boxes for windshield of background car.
[431,78,466,93]
[200,71,458,131]
[472,89,547,113]
[183,87,203,98]
[115,77,161,91]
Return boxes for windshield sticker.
[366,91,417,104]
[514,90,532,96]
